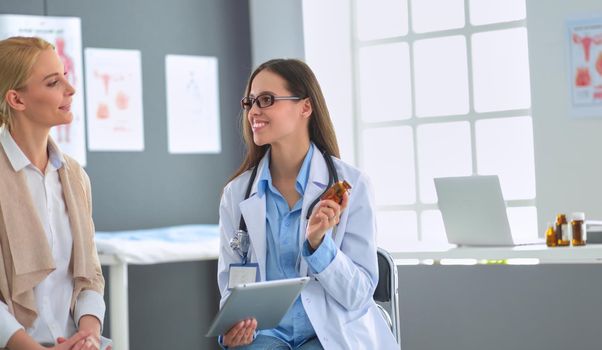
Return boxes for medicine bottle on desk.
[570,212,586,246]
[555,214,570,246]
[545,222,557,247]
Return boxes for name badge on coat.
[228,263,259,289]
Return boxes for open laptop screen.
[434,175,515,246]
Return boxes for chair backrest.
[374,247,401,345]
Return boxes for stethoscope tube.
[238,165,259,233]
[238,147,338,232]
[305,148,338,220]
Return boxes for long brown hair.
[229,59,340,182]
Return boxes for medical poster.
[85,48,145,151]
[567,17,602,118]
[165,55,221,154]
[0,15,87,165]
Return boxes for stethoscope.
[229,147,339,265]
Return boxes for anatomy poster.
[567,17,602,118]
[0,15,87,164]
[85,48,144,151]
[165,55,221,154]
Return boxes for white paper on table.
[165,54,221,154]
[84,48,145,151]
[0,14,87,165]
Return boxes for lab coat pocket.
[344,305,391,348]
[345,308,376,344]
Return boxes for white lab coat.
[217,147,399,350]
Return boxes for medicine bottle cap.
[571,212,585,221]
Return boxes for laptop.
[434,175,543,246]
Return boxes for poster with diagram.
[165,55,221,154]
[0,14,87,165]
[85,48,144,151]
[567,17,602,118]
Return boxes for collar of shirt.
[257,143,314,198]
[0,127,65,172]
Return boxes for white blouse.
[0,129,105,346]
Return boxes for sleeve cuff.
[218,335,227,349]
[302,234,337,274]
[0,302,24,348]
[74,290,106,331]
[218,330,257,348]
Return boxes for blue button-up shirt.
[256,144,337,347]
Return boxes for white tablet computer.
[205,277,310,337]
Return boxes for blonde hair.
[0,36,53,130]
[229,59,340,182]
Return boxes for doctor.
[217,58,398,349]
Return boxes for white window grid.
[349,0,536,242]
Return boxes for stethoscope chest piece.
[230,229,250,264]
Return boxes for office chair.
[374,247,401,345]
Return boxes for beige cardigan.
[0,140,105,330]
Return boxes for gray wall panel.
[0,0,44,15]
[46,0,250,231]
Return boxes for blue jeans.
[236,335,323,350]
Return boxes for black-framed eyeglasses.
[241,94,302,111]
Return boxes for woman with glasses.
[0,37,107,350]
[217,59,398,349]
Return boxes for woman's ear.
[5,90,26,112]
[302,98,312,119]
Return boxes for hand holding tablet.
[206,277,310,338]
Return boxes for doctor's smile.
[250,118,269,132]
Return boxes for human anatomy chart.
[567,17,602,118]
[165,55,221,154]
[0,15,87,164]
[84,48,144,151]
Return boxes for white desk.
[96,225,220,350]
[390,243,602,349]
[391,243,602,264]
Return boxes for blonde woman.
[0,37,107,350]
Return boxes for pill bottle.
[545,222,557,247]
[321,180,352,204]
[555,214,570,246]
[570,212,586,246]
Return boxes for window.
[303,0,536,250]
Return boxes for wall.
[48,0,250,231]
[249,0,305,67]
[1,1,251,348]
[529,0,602,231]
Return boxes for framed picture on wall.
[84,48,145,152]
[567,16,602,118]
